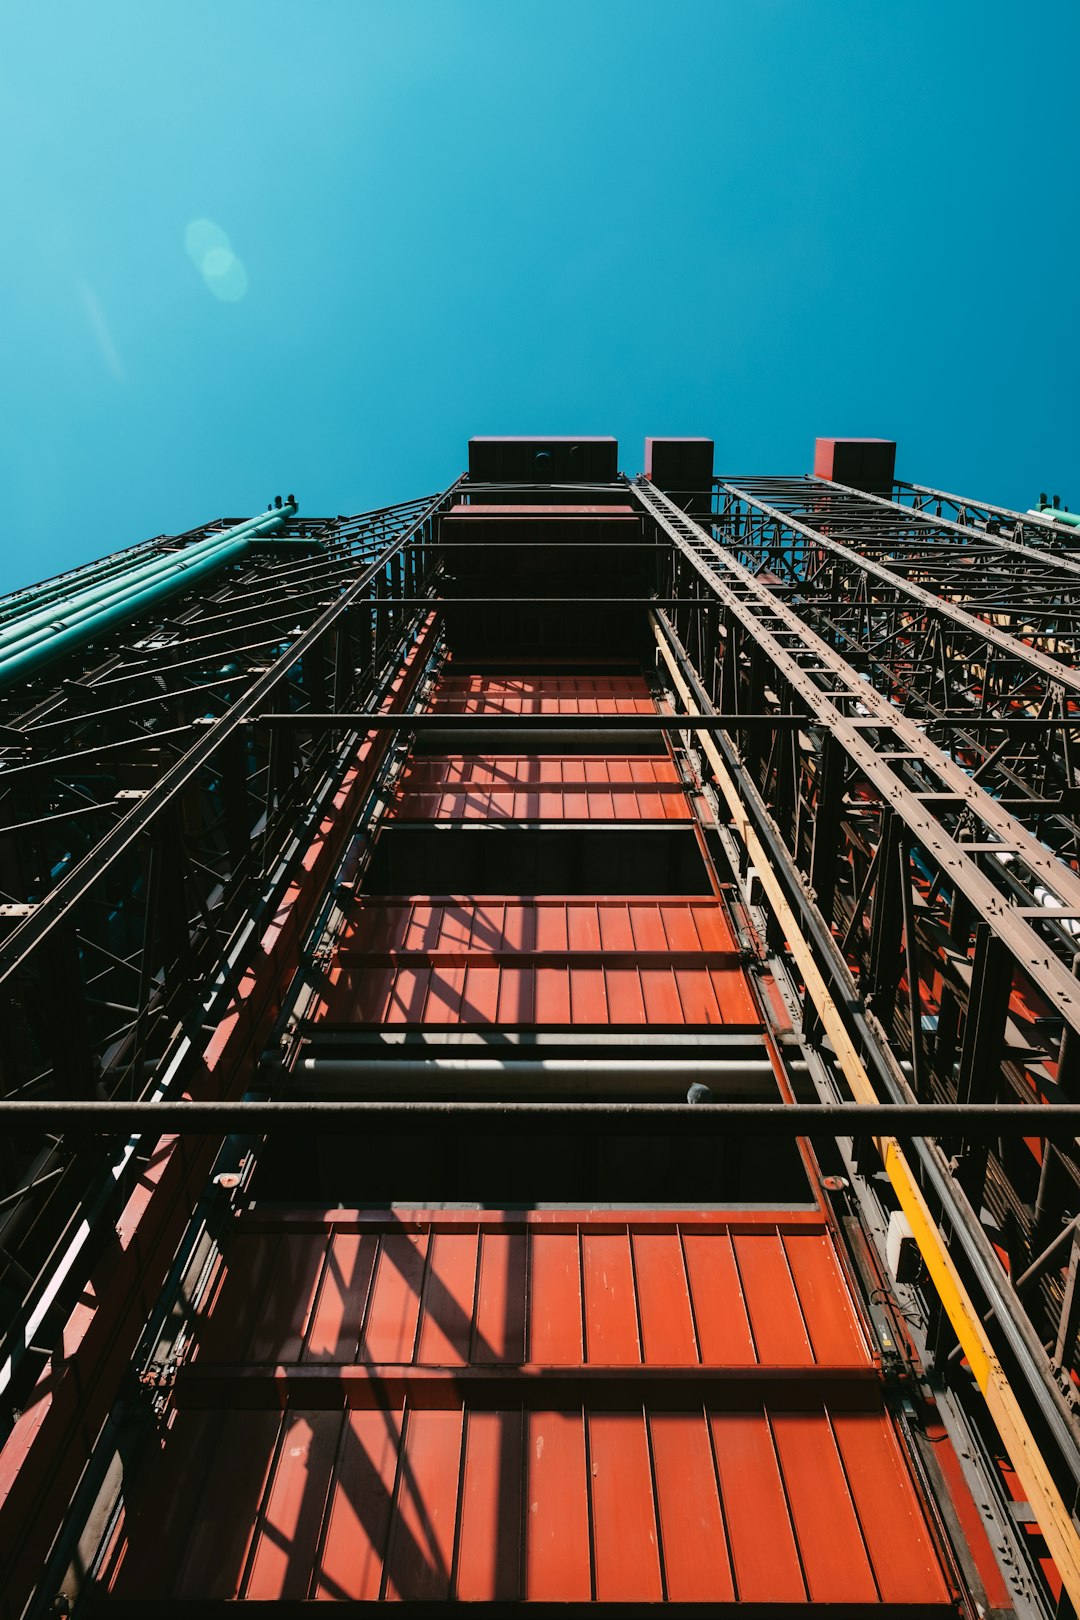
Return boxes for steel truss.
[895,478,1080,558]
[4,463,1080,1616]
[634,476,1080,1542]
[0,489,450,1423]
[710,477,1080,877]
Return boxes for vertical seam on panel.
[467,1226,484,1366]
[776,1231,817,1363]
[297,1233,334,1362]
[447,1403,469,1600]
[304,1408,348,1599]
[728,1232,760,1364]
[641,1404,669,1601]
[625,1232,647,1366]
[351,1232,380,1365]
[412,1231,438,1366]
[704,1402,740,1603]
[380,1400,412,1601]
[824,1403,884,1602]
[582,1405,598,1602]
[763,1406,811,1602]
[235,1408,289,1600]
[519,1223,531,1369]
[577,1225,589,1365]
[677,1226,705,1366]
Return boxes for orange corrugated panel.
[185,1217,871,1371]
[316,956,759,1027]
[317,897,759,1029]
[100,1213,956,1606]
[107,1402,954,1606]
[432,673,657,714]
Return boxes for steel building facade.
[1,436,1079,1617]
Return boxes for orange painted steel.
[92,658,969,1611]
[100,1215,957,1607]
[0,619,441,1620]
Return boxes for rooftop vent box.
[813,437,896,494]
[644,437,714,517]
[469,436,618,485]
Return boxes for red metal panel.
[173,1410,283,1599]
[102,1210,959,1609]
[633,1231,699,1364]
[432,674,656,714]
[359,1231,427,1363]
[337,898,743,960]
[733,1229,815,1366]
[771,1410,879,1603]
[245,1233,327,1362]
[456,1410,522,1598]
[650,1411,735,1601]
[391,785,690,820]
[416,1230,479,1366]
[710,1410,807,1600]
[303,1231,377,1362]
[316,1406,403,1599]
[582,1232,640,1364]
[528,1231,584,1365]
[523,1409,591,1600]
[318,957,758,1028]
[588,1411,663,1600]
[784,1229,872,1365]
[682,1231,757,1364]
[832,1409,953,1604]
[245,1409,340,1598]
[384,1407,463,1599]
[474,1231,527,1363]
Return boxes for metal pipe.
[280,1057,791,1095]
[253,710,1080,733]
[254,712,807,730]
[0,510,292,657]
[1036,506,1080,529]
[2,1100,1079,1135]
[0,504,297,689]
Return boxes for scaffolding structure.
[1,436,1080,1618]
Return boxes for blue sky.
[1,0,1077,590]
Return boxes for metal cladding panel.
[314,898,760,1028]
[102,1219,953,1607]
[389,755,690,822]
[186,1217,873,1371]
[432,674,657,714]
[105,1402,953,1606]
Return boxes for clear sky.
[1,0,1077,591]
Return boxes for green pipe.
[0,547,166,628]
[0,502,297,690]
[1038,505,1080,530]
[0,506,295,660]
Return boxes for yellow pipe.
[652,614,1080,1605]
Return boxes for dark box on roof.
[644,438,714,517]
[813,437,896,494]
[468,436,618,485]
